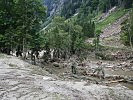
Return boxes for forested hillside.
[44,0,133,18]
[0,0,46,55]
[0,0,133,62]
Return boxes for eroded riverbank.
[0,54,133,100]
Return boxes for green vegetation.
[0,0,46,55]
[0,0,133,62]
[93,30,102,52]
[120,9,133,48]
[61,0,133,19]
[42,16,86,59]
[96,8,127,31]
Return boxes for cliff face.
[44,0,67,17]
[44,0,83,19]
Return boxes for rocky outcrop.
[98,6,117,22]
[44,0,67,17]
[100,13,129,38]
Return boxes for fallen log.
[87,73,125,80]
[105,79,125,84]
[87,73,133,84]
[87,73,100,77]
[126,80,133,84]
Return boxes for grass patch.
[93,11,103,21]
[96,8,128,31]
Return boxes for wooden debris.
[105,79,125,84]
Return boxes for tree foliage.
[0,0,46,54]
[121,9,133,48]
[61,0,133,19]
[42,16,85,59]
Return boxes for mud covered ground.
[0,54,133,100]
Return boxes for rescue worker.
[93,61,105,79]
[31,50,36,65]
[71,60,77,74]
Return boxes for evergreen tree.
[0,0,46,55]
[121,9,133,49]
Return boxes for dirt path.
[0,54,133,100]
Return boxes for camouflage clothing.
[93,62,105,79]
[71,61,77,74]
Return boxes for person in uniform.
[71,60,77,74]
[93,61,105,79]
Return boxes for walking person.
[93,61,105,79]
[71,59,77,74]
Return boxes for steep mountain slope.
[44,0,66,17]
[100,13,129,38]
[43,0,67,26]
[86,8,130,48]
[43,0,83,21]
[43,0,132,49]
[100,13,129,48]
[44,0,133,19]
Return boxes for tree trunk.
[129,34,133,50]
[23,38,27,60]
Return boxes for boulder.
[53,62,60,67]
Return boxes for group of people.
[71,60,105,79]
[15,49,55,65]
[0,47,11,55]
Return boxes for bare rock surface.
[86,13,129,49]
[100,13,129,39]
[0,54,133,100]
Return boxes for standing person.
[32,54,36,65]
[35,50,39,59]
[31,50,36,65]
[71,60,77,74]
[93,61,105,79]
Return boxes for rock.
[130,60,133,63]
[62,63,68,68]
[53,62,60,67]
